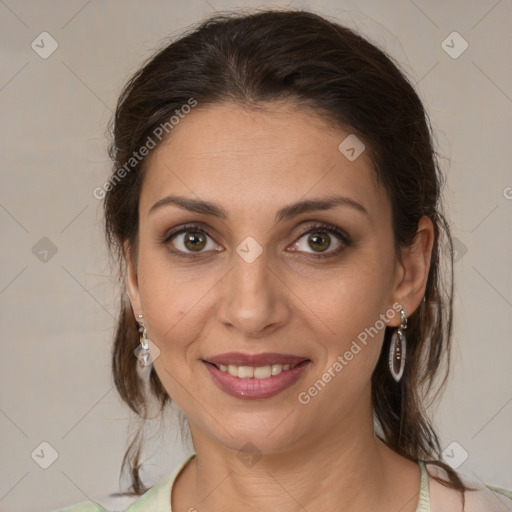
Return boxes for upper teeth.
[218,363,297,379]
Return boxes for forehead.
[140,102,389,223]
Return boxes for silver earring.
[135,314,153,368]
[389,309,407,382]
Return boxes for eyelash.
[160,222,352,260]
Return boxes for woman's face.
[126,102,415,454]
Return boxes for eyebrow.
[148,194,369,222]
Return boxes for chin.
[204,407,308,454]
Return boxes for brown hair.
[104,8,473,505]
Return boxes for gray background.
[1,0,511,511]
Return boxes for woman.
[58,9,511,512]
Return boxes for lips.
[202,352,311,399]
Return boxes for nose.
[216,246,292,338]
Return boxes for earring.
[389,309,407,382]
[136,314,153,368]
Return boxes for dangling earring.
[135,314,153,368]
[389,309,407,382]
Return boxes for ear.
[388,216,434,326]
[124,240,142,319]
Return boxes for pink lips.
[202,352,311,400]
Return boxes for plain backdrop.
[1,1,511,511]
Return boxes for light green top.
[54,454,196,512]
[55,455,511,512]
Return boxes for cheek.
[301,253,393,383]
[136,260,212,412]
[304,256,392,337]
[135,248,212,358]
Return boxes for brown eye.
[183,231,207,251]
[290,224,350,257]
[166,226,218,255]
[307,231,331,252]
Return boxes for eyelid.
[294,223,350,244]
[159,220,211,240]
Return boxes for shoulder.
[51,454,196,512]
[50,484,162,512]
[426,462,512,512]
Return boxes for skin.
[125,102,434,512]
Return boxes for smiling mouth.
[202,357,312,400]
[203,361,308,379]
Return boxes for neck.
[173,402,420,512]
